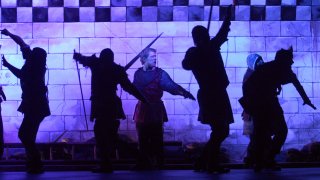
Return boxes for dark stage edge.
[1,160,320,171]
[1,169,320,180]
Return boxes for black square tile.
[250,6,265,20]
[111,0,126,6]
[281,6,296,21]
[33,7,48,22]
[64,8,80,22]
[266,0,281,5]
[312,6,320,20]
[2,8,17,23]
[236,0,250,5]
[127,7,142,21]
[48,0,64,7]
[204,0,220,6]
[158,6,173,21]
[173,0,188,6]
[142,0,157,6]
[95,7,111,22]
[80,0,95,7]
[17,0,32,7]
[297,0,312,5]
[189,6,204,21]
[219,6,235,21]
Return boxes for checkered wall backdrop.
[0,0,319,22]
[0,0,319,163]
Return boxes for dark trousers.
[198,120,229,169]
[94,119,120,168]
[245,135,254,161]
[136,123,164,167]
[253,111,288,166]
[18,113,44,169]
[0,106,3,158]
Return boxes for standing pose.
[182,5,234,173]
[73,48,146,173]
[133,48,195,170]
[1,29,50,174]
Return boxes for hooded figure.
[241,54,264,167]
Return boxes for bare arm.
[1,29,28,48]
[2,55,22,78]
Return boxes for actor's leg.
[136,123,152,169]
[93,119,120,172]
[206,121,230,172]
[244,135,255,166]
[18,114,44,173]
[252,113,270,171]
[0,109,3,159]
[150,123,164,168]
[268,113,288,164]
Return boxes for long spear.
[75,60,89,131]
[124,32,163,71]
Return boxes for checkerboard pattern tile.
[0,0,319,22]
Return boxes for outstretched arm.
[120,70,148,103]
[1,29,28,48]
[73,50,96,68]
[2,55,22,78]
[160,71,195,100]
[291,74,316,110]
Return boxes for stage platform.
[0,168,320,180]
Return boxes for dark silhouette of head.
[32,47,47,66]
[99,48,114,63]
[192,25,210,47]
[275,46,294,66]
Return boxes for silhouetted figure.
[0,86,6,159]
[241,47,316,172]
[241,54,264,167]
[133,48,195,170]
[182,5,234,173]
[73,48,147,173]
[1,29,50,174]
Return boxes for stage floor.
[0,168,320,180]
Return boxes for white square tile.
[17,7,32,23]
[48,7,64,22]
[80,7,95,22]
[64,0,79,7]
[95,0,110,6]
[33,0,48,7]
